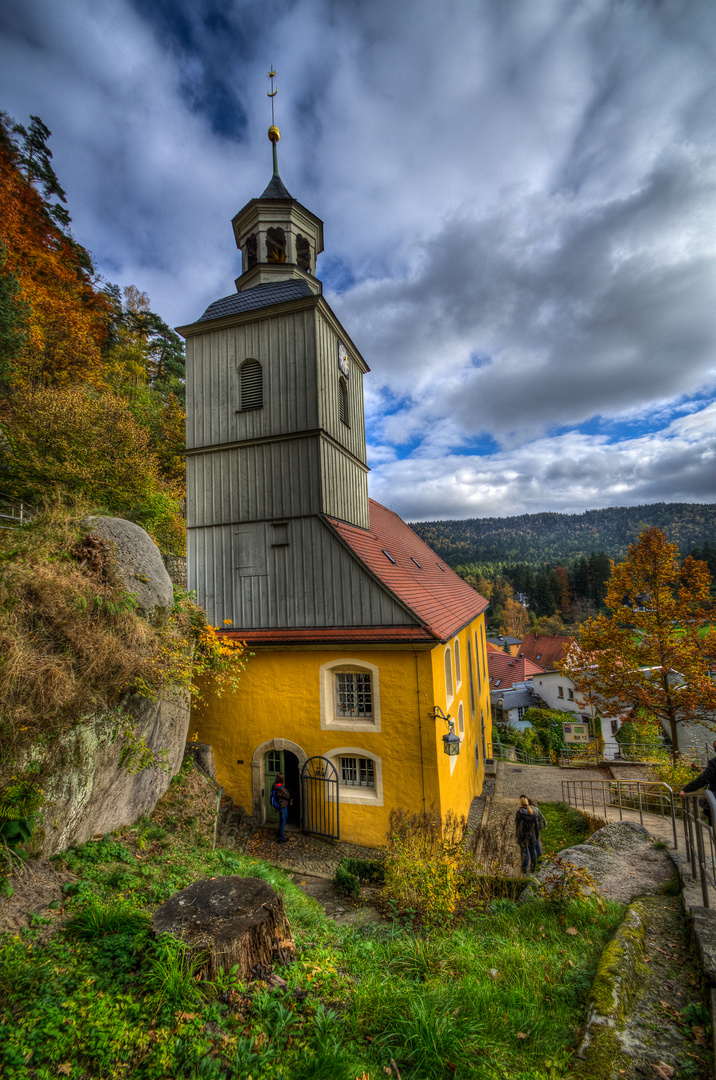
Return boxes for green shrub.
[334,862,360,897]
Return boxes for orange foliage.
[0,131,110,388]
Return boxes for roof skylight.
[382,549,396,565]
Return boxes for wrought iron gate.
[301,756,339,839]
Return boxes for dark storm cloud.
[0,0,714,517]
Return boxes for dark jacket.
[682,757,716,795]
[271,782,292,809]
[530,802,547,833]
[515,807,539,847]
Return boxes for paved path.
[489,762,681,855]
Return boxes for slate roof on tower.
[325,499,489,642]
[260,174,292,199]
[198,279,314,322]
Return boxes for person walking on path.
[679,741,716,823]
[521,794,546,859]
[515,796,541,874]
[271,773,292,842]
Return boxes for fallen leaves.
[57,1066,72,1077]
[565,927,578,936]
[652,1062,675,1079]
[516,1030,531,1040]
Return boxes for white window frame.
[319,658,381,732]
[444,645,454,705]
[328,747,383,805]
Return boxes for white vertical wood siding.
[188,517,416,628]
[186,308,318,450]
[320,441,370,529]
[186,438,321,527]
[315,312,368,465]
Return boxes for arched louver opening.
[240,359,263,411]
[339,376,349,426]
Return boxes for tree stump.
[151,875,294,980]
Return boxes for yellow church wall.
[428,612,491,825]
[192,646,438,847]
[190,622,492,848]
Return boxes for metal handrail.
[559,744,600,768]
[0,493,39,529]
[486,741,551,767]
[561,777,678,849]
[681,791,716,908]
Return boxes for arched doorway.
[264,748,301,829]
[252,739,307,826]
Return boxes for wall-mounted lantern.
[432,706,460,757]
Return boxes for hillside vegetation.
[411,503,715,572]
[0,113,185,554]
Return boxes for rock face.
[35,687,191,857]
[152,876,295,980]
[522,821,675,903]
[81,516,174,621]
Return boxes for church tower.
[178,92,376,628]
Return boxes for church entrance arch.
[264,748,300,828]
[252,739,307,826]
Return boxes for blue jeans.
[278,806,288,841]
[521,840,538,874]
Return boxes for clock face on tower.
[338,341,349,379]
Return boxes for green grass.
[539,802,592,855]
[0,765,624,1080]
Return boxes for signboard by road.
[563,722,590,744]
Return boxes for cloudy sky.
[1,0,715,521]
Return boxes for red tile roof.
[518,634,574,670]
[325,500,489,642]
[221,626,435,646]
[487,652,544,689]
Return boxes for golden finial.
[267,68,279,142]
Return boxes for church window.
[320,659,381,732]
[296,234,311,272]
[444,646,454,702]
[336,672,372,719]
[245,233,257,269]
[339,376,349,426]
[266,226,286,263]
[340,756,375,789]
[240,359,263,411]
[454,639,462,688]
[467,638,475,716]
[458,702,464,737]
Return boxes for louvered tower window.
[339,376,349,426]
[240,359,263,411]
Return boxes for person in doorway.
[515,796,540,874]
[520,794,546,861]
[271,773,292,842]
[679,741,716,824]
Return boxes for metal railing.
[561,777,678,849]
[682,790,716,908]
[559,744,600,768]
[486,741,551,767]
[0,493,39,529]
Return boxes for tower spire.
[267,68,280,178]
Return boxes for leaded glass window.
[340,756,375,788]
[336,672,372,718]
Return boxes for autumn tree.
[0,113,110,388]
[500,597,530,638]
[1,386,184,552]
[560,528,716,760]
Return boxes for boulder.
[152,876,294,980]
[35,687,191,857]
[80,516,174,621]
[522,821,675,903]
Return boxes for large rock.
[33,687,191,856]
[522,821,675,903]
[81,516,174,621]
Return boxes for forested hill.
[410,503,715,570]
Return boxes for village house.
[177,128,493,846]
